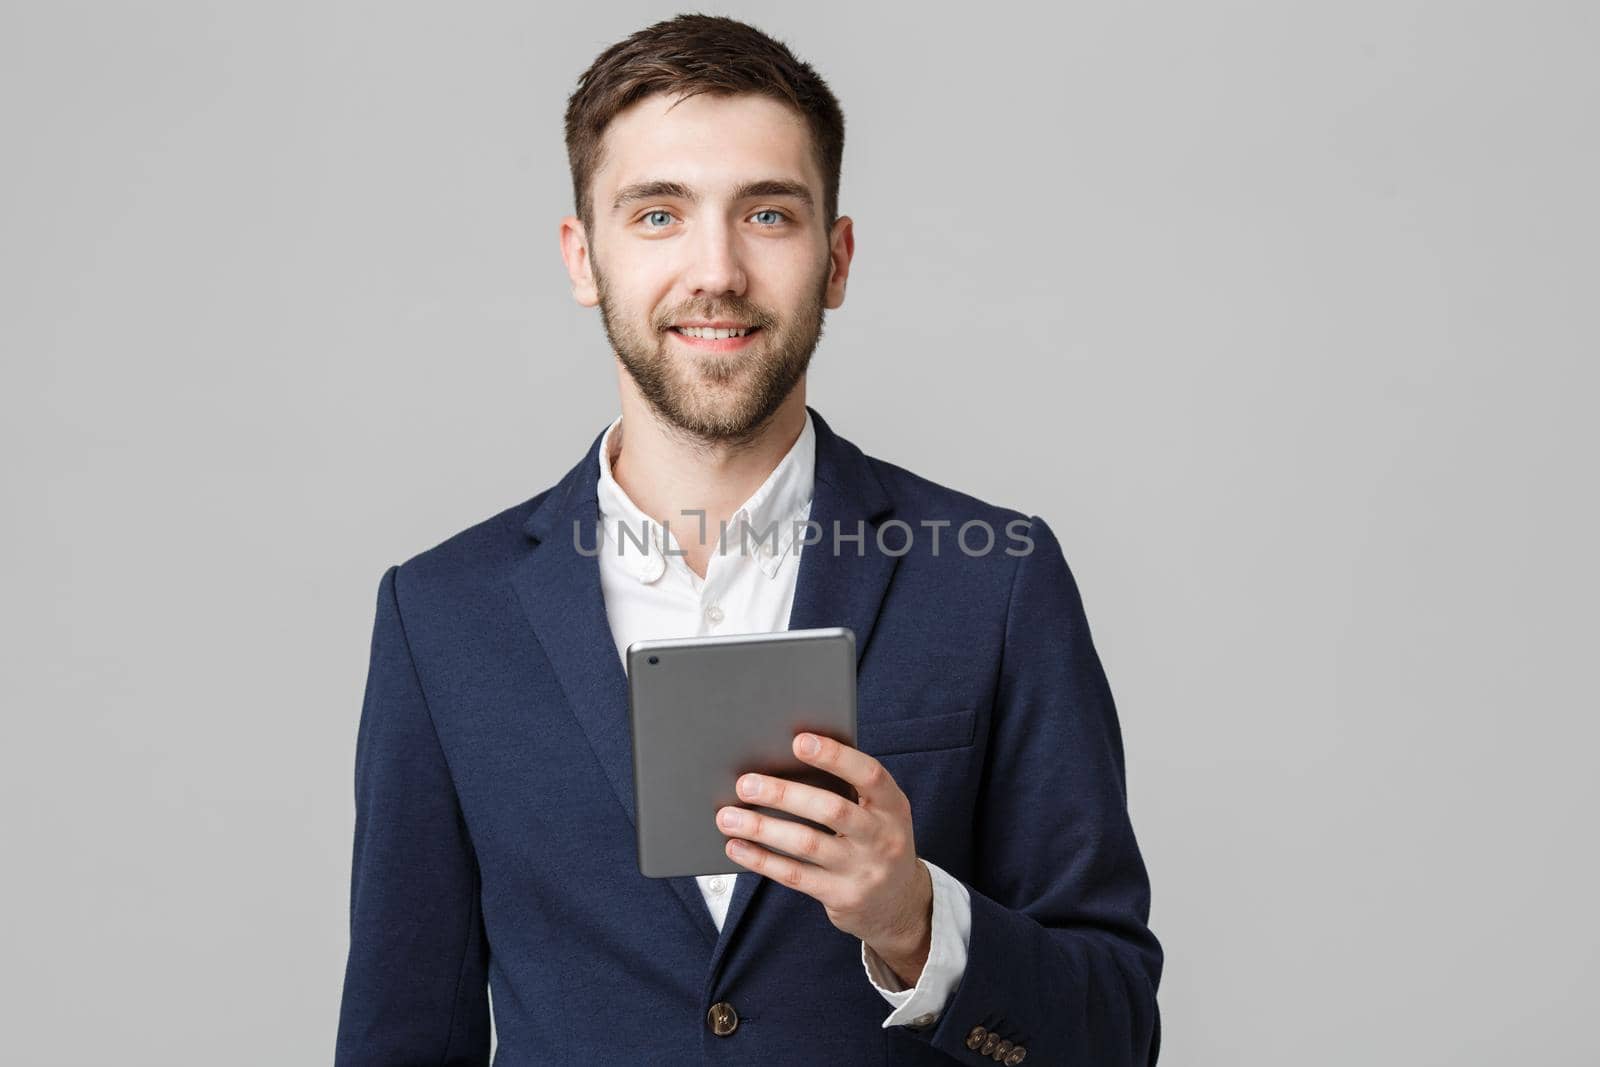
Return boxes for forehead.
[593,92,821,206]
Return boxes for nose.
[682,216,747,299]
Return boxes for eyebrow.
[611,178,814,213]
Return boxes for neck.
[609,383,809,578]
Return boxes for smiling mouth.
[669,325,762,340]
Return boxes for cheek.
[755,248,828,310]
[602,265,673,325]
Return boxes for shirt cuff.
[859,858,973,1029]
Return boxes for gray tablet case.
[626,626,857,878]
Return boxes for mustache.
[657,306,774,330]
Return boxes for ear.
[559,216,599,307]
[823,215,855,310]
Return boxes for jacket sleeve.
[334,565,492,1066]
[894,515,1163,1066]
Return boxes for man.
[335,14,1161,1066]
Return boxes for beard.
[593,257,830,446]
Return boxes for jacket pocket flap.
[856,707,978,756]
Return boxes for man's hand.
[715,732,934,986]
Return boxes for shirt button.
[635,551,664,584]
[707,876,728,895]
[705,603,724,625]
[910,1012,936,1028]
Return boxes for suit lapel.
[507,425,723,948]
[508,406,900,969]
[707,406,900,975]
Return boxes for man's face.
[564,92,851,442]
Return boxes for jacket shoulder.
[863,453,1033,531]
[387,486,554,596]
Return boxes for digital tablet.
[626,626,857,878]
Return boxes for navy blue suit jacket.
[334,406,1162,1065]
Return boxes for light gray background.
[3,2,1595,1063]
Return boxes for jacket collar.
[590,408,818,582]
[523,404,887,544]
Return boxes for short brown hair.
[563,14,846,235]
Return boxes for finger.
[792,732,904,811]
[737,771,863,836]
[724,837,847,899]
[716,804,849,870]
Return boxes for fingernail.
[800,734,820,756]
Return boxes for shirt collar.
[595,409,816,583]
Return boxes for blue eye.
[643,210,675,228]
[752,210,785,226]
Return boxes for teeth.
[677,326,751,339]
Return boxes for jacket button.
[966,1026,988,1050]
[1004,1047,1028,1065]
[981,1032,1000,1055]
[706,1001,739,1037]
[992,1038,1014,1061]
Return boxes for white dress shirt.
[593,409,973,1029]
